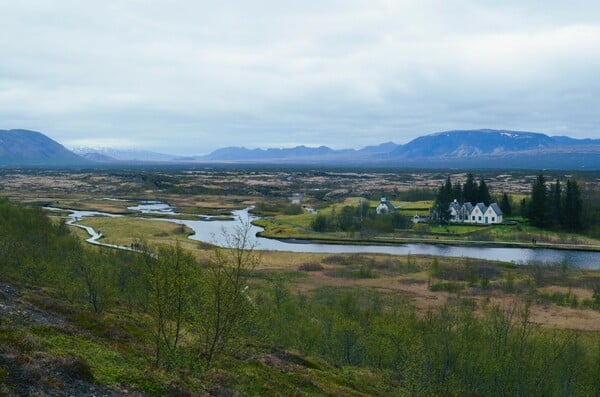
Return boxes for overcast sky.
[1,1,599,154]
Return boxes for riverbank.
[252,215,600,253]
[43,205,600,268]
[256,230,600,252]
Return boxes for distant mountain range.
[199,145,355,161]
[191,129,600,168]
[389,129,556,158]
[0,129,88,166]
[71,147,180,162]
[1,128,599,169]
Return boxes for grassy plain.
[66,215,600,331]
[76,217,199,252]
[254,213,600,249]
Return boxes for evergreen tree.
[337,206,357,232]
[550,179,562,228]
[444,176,453,199]
[500,193,512,217]
[529,173,548,227]
[311,214,328,232]
[580,183,599,231]
[563,180,583,231]
[463,173,478,204]
[452,181,463,203]
[433,176,453,224]
[477,178,491,205]
[520,198,528,218]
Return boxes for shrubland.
[1,197,599,395]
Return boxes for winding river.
[47,204,600,269]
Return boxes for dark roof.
[377,198,395,211]
[475,202,487,213]
[462,202,474,212]
[488,203,503,215]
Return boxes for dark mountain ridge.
[198,129,599,168]
[550,136,600,146]
[389,129,557,158]
[0,129,88,166]
[201,145,354,161]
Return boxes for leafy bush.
[353,265,379,279]
[283,204,303,215]
[429,281,465,293]
[298,263,324,272]
[322,255,347,265]
[56,355,94,382]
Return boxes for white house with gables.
[449,200,461,222]
[460,202,473,222]
[484,203,503,224]
[376,197,396,214]
[450,201,503,224]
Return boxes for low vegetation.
[2,167,600,395]
[1,197,600,395]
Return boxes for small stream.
[45,207,141,252]
[46,203,600,269]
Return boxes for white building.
[289,194,304,205]
[449,200,461,222]
[376,197,396,214]
[484,203,503,224]
[451,201,503,225]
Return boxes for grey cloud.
[1,1,600,154]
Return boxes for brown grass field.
[6,168,600,332]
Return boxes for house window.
[478,216,481,221]
[472,216,475,220]
[492,217,495,222]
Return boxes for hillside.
[0,277,396,396]
[388,129,556,158]
[0,198,395,395]
[0,129,88,166]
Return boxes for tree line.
[526,173,583,231]
[311,202,409,234]
[432,173,500,224]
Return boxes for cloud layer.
[1,1,599,154]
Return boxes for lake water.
[162,208,600,269]
[127,201,176,214]
[47,204,600,269]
